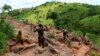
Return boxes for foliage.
[73,30,83,37]
[0,19,15,38]
[54,3,90,30]
[80,15,100,34]
[0,31,8,54]
[87,33,100,47]
[2,4,12,12]
[47,12,59,20]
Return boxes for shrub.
[80,15,100,34]
[0,31,8,54]
[73,30,83,37]
[87,33,100,47]
[0,19,15,39]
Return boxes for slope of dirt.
[3,16,91,56]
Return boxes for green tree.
[2,4,12,12]
[80,15,100,34]
[47,12,59,26]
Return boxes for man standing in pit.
[63,29,68,41]
[34,24,48,48]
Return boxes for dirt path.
[71,44,90,56]
[5,16,91,56]
[75,44,90,56]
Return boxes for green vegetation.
[87,33,100,47]
[80,15,100,34]
[0,19,15,38]
[1,4,12,16]
[2,4,12,12]
[0,18,15,54]
[0,31,8,54]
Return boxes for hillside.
[0,2,100,56]
[1,16,92,56]
[8,2,100,47]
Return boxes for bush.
[0,19,15,38]
[0,31,8,54]
[80,15,100,34]
[87,33,100,47]
[73,30,83,37]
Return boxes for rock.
[68,32,78,39]
[38,49,43,54]
[2,52,16,56]
[70,41,81,49]
[45,38,57,46]
[60,52,71,56]
[49,47,59,54]
[13,47,23,53]
[36,47,46,54]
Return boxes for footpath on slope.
[3,16,91,56]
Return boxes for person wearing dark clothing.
[63,29,68,41]
[34,24,48,48]
[30,23,34,33]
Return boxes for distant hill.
[8,2,100,25]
